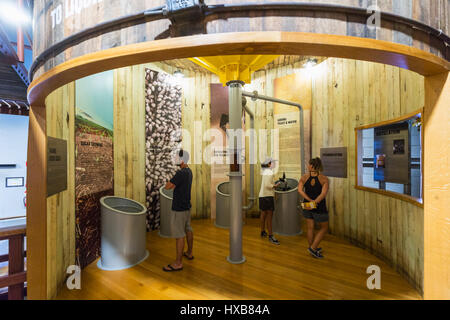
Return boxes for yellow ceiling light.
[189,55,279,85]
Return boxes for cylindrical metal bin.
[215,181,247,229]
[215,182,231,228]
[159,186,175,238]
[98,196,149,271]
[273,178,302,236]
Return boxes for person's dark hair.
[309,157,323,172]
[261,162,271,169]
[178,149,190,164]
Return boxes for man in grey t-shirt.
[163,150,193,272]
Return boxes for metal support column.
[226,80,246,264]
[242,102,256,210]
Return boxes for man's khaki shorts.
[169,209,193,239]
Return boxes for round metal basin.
[97,196,149,271]
[215,182,231,228]
[159,186,176,238]
[273,178,302,236]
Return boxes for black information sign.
[320,147,348,178]
[47,136,67,197]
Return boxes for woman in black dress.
[298,158,329,259]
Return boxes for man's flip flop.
[163,264,183,272]
[183,252,194,260]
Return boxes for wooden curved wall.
[43,57,426,297]
[310,58,424,293]
[32,0,449,79]
[248,58,425,293]
[30,0,449,301]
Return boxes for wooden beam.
[355,108,424,131]
[354,186,423,208]
[0,251,26,263]
[28,32,450,106]
[0,272,26,289]
[0,226,26,240]
[26,105,47,300]
[424,71,450,300]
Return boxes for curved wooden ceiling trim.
[28,31,450,106]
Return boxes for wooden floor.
[57,219,421,300]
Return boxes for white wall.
[0,114,29,220]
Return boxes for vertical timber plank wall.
[182,69,215,219]
[114,63,216,219]
[44,83,76,299]
[113,65,146,204]
[424,72,450,300]
[311,58,425,294]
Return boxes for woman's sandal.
[183,252,194,260]
[163,264,183,272]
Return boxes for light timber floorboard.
[56,219,421,300]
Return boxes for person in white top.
[259,158,280,245]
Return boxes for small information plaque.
[47,136,67,197]
[6,177,24,187]
[320,147,348,178]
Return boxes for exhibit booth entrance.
[32,51,434,300]
[25,1,449,301]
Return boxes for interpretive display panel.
[355,112,422,204]
[75,70,114,268]
[320,147,347,178]
[374,122,409,184]
[273,71,312,178]
[47,136,68,196]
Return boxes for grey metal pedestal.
[215,182,231,228]
[159,187,175,238]
[215,181,246,229]
[98,196,149,271]
[273,178,303,236]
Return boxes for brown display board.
[320,147,348,178]
[47,136,68,197]
[75,71,114,268]
[209,84,229,219]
